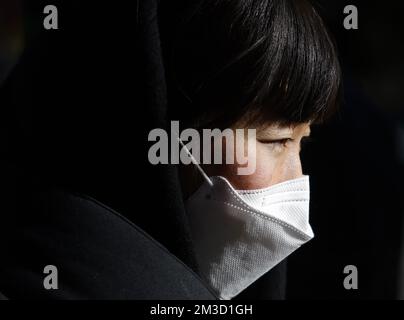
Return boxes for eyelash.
[259,137,312,149]
[272,138,293,147]
[259,138,293,146]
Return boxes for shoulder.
[0,187,216,300]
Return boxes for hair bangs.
[170,0,342,129]
[243,0,342,127]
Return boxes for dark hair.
[167,0,342,129]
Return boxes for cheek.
[241,145,278,188]
[204,138,303,190]
[244,148,303,188]
[210,143,280,190]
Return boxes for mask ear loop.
[177,137,214,187]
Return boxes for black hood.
[0,0,287,299]
[1,0,198,270]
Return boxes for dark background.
[287,1,404,299]
[1,1,403,299]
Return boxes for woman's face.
[205,122,311,190]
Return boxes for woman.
[0,0,340,300]
[160,0,341,299]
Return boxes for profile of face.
[202,122,311,191]
[175,0,341,196]
[180,122,312,197]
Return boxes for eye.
[258,138,294,146]
[258,138,294,153]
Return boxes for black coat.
[0,0,286,299]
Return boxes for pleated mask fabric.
[186,175,314,300]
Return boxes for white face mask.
[185,173,314,300]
